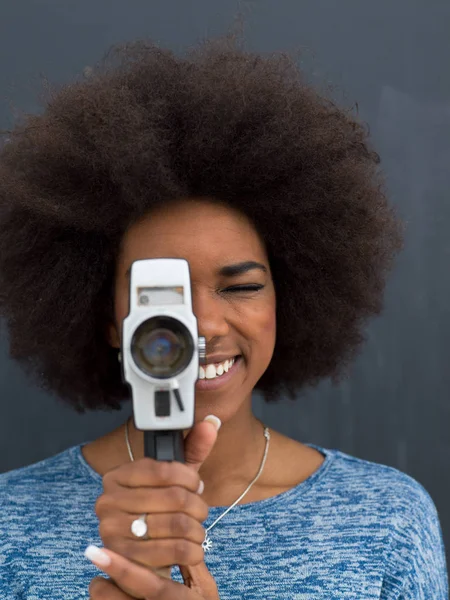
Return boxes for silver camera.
[121,259,205,439]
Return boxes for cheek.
[114,281,131,323]
[261,290,277,341]
[262,309,276,336]
[245,285,277,347]
[248,303,277,359]
[109,287,130,346]
[115,297,129,324]
[261,310,277,360]
[259,311,277,356]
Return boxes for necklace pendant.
[202,533,213,552]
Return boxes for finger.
[184,417,221,472]
[87,546,163,599]
[86,545,207,600]
[180,561,220,598]
[103,458,202,492]
[96,486,208,522]
[89,576,133,600]
[100,511,205,545]
[106,536,204,569]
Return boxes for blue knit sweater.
[0,443,447,599]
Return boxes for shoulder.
[320,445,441,527]
[0,444,101,542]
[0,445,83,487]
[326,446,434,502]
[315,445,448,598]
[0,445,99,513]
[0,447,102,594]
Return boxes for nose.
[192,289,230,343]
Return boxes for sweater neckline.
[73,441,335,511]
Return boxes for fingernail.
[84,545,111,567]
[204,415,222,431]
[197,480,205,495]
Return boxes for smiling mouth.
[198,356,239,381]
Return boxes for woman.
[0,36,447,599]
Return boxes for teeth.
[205,365,216,379]
[198,357,237,380]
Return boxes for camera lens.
[145,329,181,366]
[131,316,194,379]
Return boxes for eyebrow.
[125,260,267,278]
[219,261,267,277]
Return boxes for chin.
[193,390,252,426]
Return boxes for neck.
[126,402,268,506]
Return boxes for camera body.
[121,258,205,432]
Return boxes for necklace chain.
[125,417,270,551]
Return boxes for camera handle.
[142,388,186,581]
[143,429,184,462]
[141,385,186,462]
[142,385,187,462]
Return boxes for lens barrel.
[131,316,194,379]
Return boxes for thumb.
[179,561,220,599]
[184,415,221,472]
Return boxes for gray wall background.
[1,0,449,563]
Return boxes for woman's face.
[109,198,276,423]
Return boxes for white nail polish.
[84,545,111,567]
[197,480,205,495]
[203,414,222,431]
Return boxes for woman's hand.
[91,417,220,595]
[87,545,220,599]
[95,456,208,570]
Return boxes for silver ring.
[131,514,149,539]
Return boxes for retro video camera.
[121,259,206,462]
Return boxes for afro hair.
[0,36,402,411]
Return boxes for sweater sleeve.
[0,515,21,598]
[380,476,448,599]
[0,575,21,600]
